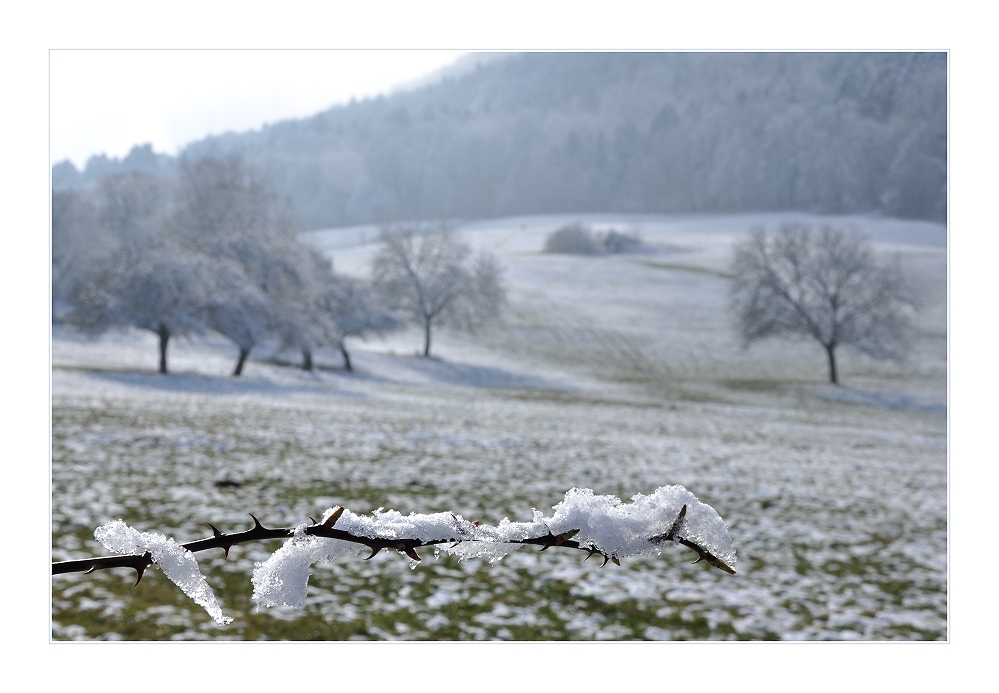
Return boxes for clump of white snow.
[94,520,233,626]
[546,486,736,569]
[332,507,476,543]
[252,522,365,608]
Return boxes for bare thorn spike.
[248,513,265,531]
[221,546,230,561]
[600,555,610,568]
[611,556,621,566]
[691,555,704,565]
[205,522,223,538]
[322,507,345,528]
[365,547,382,560]
[85,566,97,574]
[308,516,316,525]
[403,547,422,562]
[132,565,147,587]
[539,544,549,552]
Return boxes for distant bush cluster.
[54,155,505,374]
[543,223,650,255]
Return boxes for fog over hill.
[54,52,947,230]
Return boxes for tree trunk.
[825,343,838,385]
[233,346,251,377]
[302,349,313,372]
[339,343,353,372]
[423,317,432,357]
[157,324,170,374]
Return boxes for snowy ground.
[51,212,947,640]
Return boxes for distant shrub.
[544,223,603,255]
[601,230,647,254]
[544,223,651,255]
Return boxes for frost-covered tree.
[166,154,308,376]
[730,224,918,384]
[52,189,105,318]
[370,224,506,357]
[69,242,212,373]
[166,154,294,247]
[96,172,171,248]
[318,274,398,371]
[265,244,342,373]
[54,173,174,321]
[201,259,271,376]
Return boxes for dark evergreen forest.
[53,52,947,230]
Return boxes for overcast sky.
[50,50,470,169]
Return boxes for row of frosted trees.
[56,155,397,375]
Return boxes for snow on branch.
[53,486,736,625]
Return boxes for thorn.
[85,566,97,574]
[584,549,596,561]
[600,555,610,568]
[248,513,265,531]
[678,504,687,519]
[322,506,345,528]
[132,558,150,586]
[365,546,382,560]
[539,544,549,551]
[205,524,228,559]
[308,516,316,525]
[611,556,621,566]
[691,555,704,565]
[403,546,422,562]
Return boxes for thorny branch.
[51,503,736,585]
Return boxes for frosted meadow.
[51,213,946,640]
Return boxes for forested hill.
[54,52,947,229]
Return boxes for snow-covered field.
[51,212,947,640]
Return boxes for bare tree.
[370,224,506,357]
[730,224,918,384]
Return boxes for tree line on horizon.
[54,155,506,375]
[53,52,947,231]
